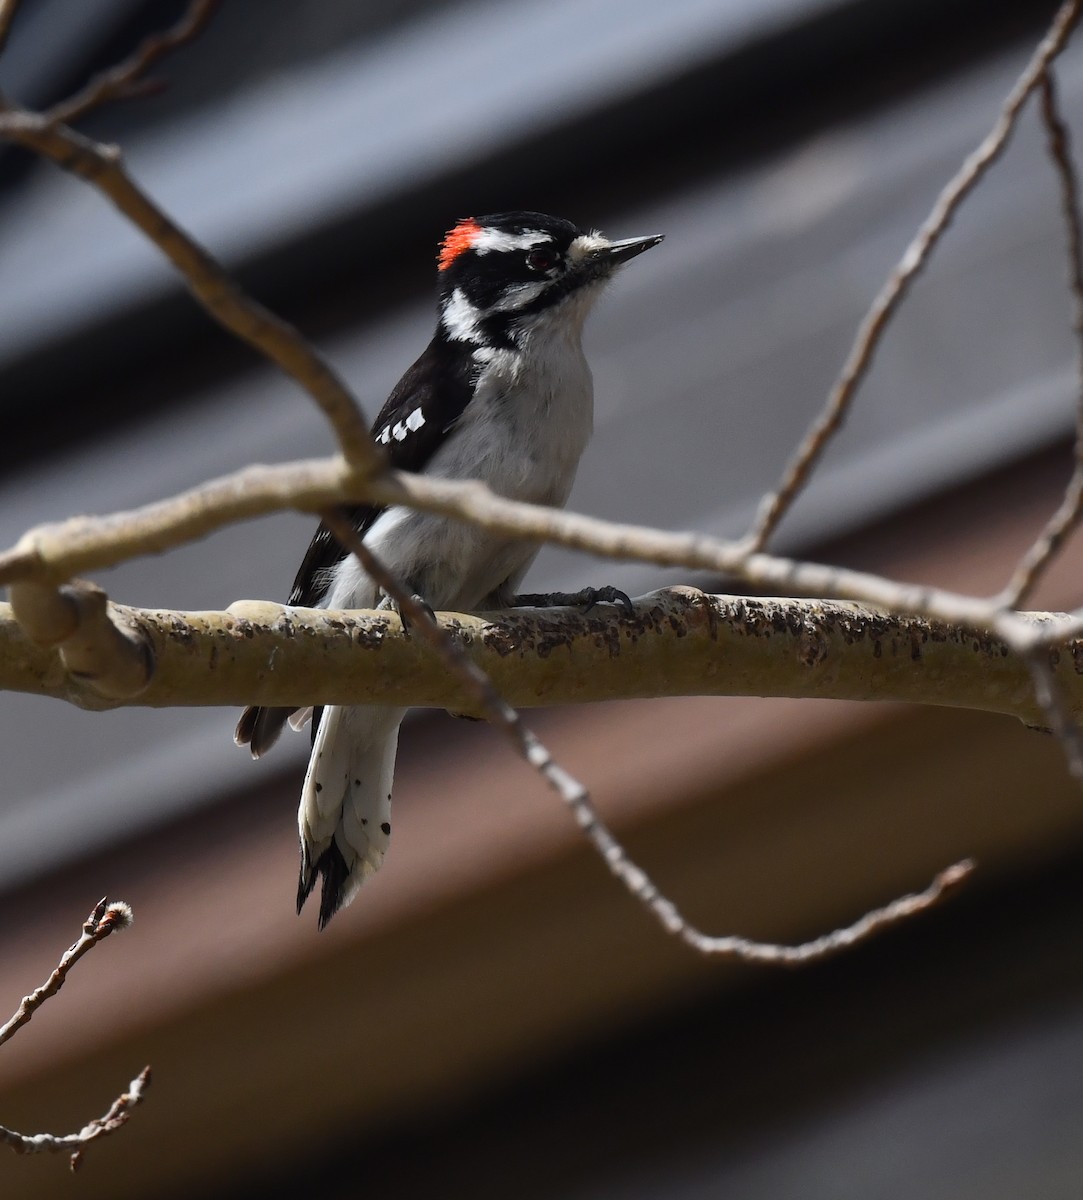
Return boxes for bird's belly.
[363,420,587,611]
[330,350,593,614]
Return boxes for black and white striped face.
[436,211,662,347]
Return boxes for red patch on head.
[438,217,482,271]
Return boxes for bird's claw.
[377,590,436,636]
[515,586,634,615]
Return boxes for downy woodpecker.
[236,211,663,928]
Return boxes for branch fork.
[8,578,153,700]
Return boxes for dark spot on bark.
[797,628,828,668]
[381,821,391,835]
[314,783,322,793]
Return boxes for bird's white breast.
[328,308,595,613]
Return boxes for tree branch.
[0,0,22,54]
[0,900,146,1173]
[46,0,221,126]
[1000,68,1083,608]
[0,108,379,473]
[745,0,1083,553]
[0,589,1076,726]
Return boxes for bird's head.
[436,211,662,347]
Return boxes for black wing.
[235,331,476,756]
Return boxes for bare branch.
[7,580,153,699]
[745,0,1083,554]
[667,859,974,964]
[1031,655,1083,773]
[0,109,379,473]
[1001,69,1083,608]
[47,0,221,126]
[0,457,352,588]
[0,1066,150,1171]
[0,0,22,55]
[3,591,1080,729]
[0,900,146,1170]
[0,898,133,1048]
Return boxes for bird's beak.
[597,233,664,266]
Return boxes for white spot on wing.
[378,405,424,445]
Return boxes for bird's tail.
[297,703,406,928]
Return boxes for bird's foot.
[514,586,634,615]
[377,589,436,636]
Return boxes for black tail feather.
[296,841,352,931]
[235,705,294,758]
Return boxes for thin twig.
[0,109,379,473]
[0,0,22,55]
[1000,69,1083,608]
[0,1066,151,1171]
[745,0,1083,554]
[668,860,974,964]
[0,898,133,1048]
[321,510,972,962]
[47,0,220,126]
[1023,643,1083,782]
[0,900,145,1170]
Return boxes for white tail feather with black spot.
[297,703,406,928]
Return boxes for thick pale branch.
[8,579,152,699]
[0,589,1073,725]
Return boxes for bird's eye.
[525,248,558,272]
